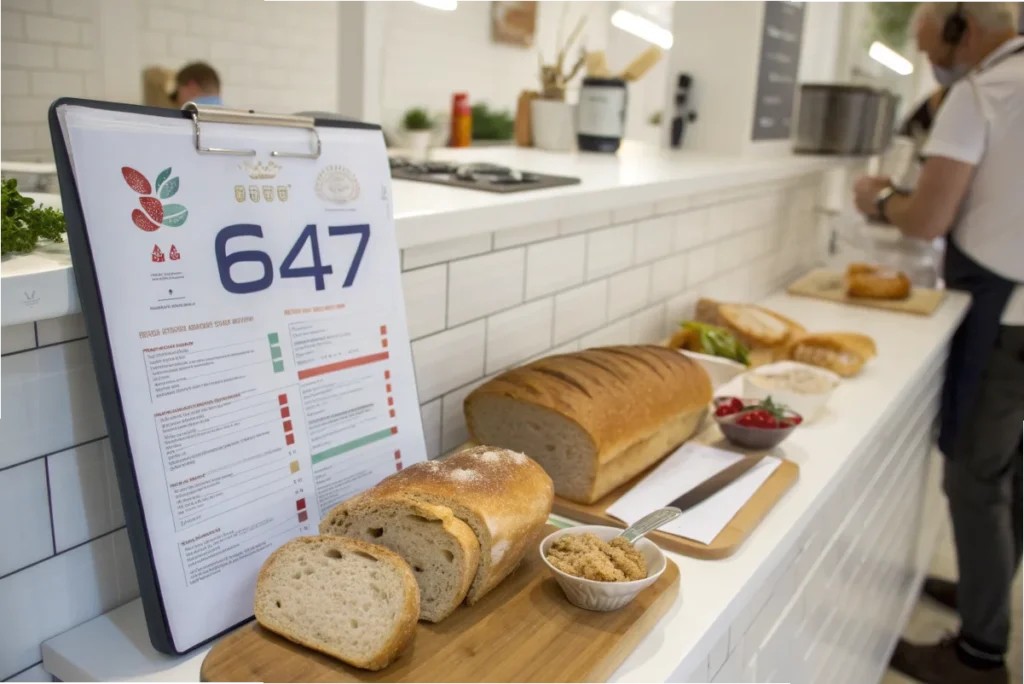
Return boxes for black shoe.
[923,576,958,612]
[891,636,1008,684]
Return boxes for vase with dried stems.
[528,9,587,150]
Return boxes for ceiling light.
[414,0,457,10]
[611,9,673,49]
[869,41,913,75]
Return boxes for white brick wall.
[0,0,338,162]
[0,175,823,681]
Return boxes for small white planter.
[531,99,575,152]
[404,129,432,158]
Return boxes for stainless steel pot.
[794,85,900,155]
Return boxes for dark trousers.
[943,325,1024,653]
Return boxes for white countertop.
[40,290,970,683]
[390,143,845,248]
[0,143,851,326]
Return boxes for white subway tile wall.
[0,174,822,680]
[0,0,339,162]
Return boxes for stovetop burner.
[389,156,580,193]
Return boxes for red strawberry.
[140,197,163,224]
[132,209,160,232]
[122,167,152,194]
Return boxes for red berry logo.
[123,166,188,231]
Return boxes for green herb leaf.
[1,177,66,256]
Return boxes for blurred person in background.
[171,62,222,108]
[853,3,1024,683]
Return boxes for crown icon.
[241,160,281,179]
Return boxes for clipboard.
[48,99,423,656]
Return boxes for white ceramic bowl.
[679,350,747,390]
[741,361,840,422]
[539,525,668,612]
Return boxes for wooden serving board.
[787,268,945,316]
[200,525,679,683]
[550,420,798,560]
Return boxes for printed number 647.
[214,223,370,295]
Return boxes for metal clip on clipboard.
[183,102,321,159]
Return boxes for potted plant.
[471,103,515,145]
[530,12,586,151]
[402,107,435,157]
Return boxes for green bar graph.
[311,428,395,464]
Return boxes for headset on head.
[942,2,968,44]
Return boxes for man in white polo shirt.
[853,3,1023,683]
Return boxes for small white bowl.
[679,350,747,390]
[539,525,668,612]
[742,361,840,422]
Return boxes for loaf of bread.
[319,494,479,622]
[254,536,419,671]
[465,345,712,504]
[786,332,876,377]
[845,263,911,300]
[359,446,553,605]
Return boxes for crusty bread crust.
[785,332,877,377]
[845,263,911,300]
[254,536,420,671]
[319,493,479,622]
[360,447,553,604]
[695,298,805,350]
[465,345,712,503]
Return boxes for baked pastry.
[362,446,553,605]
[845,263,911,300]
[254,536,419,671]
[786,332,877,377]
[319,494,479,622]
[465,345,712,504]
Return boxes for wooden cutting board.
[200,525,679,683]
[787,268,945,316]
[551,420,798,560]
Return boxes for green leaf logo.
[162,204,188,227]
[159,177,179,199]
[155,167,172,193]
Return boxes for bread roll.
[319,494,479,622]
[254,536,419,671]
[366,447,553,605]
[786,332,876,377]
[845,263,911,299]
[465,345,712,504]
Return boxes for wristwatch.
[874,186,896,224]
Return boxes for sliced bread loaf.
[319,494,479,622]
[464,345,711,504]
[368,447,554,605]
[254,536,419,671]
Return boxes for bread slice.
[254,536,419,671]
[319,494,479,622]
[695,299,805,350]
[368,447,553,605]
[465,345,711,504]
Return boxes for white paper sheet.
[606,443,782,545]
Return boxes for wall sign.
[751,1,805,141]
[50,101,425,655]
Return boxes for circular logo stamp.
[315,166,360,204]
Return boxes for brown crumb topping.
[546,533,647,582]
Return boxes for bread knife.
[666,454,769,513]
